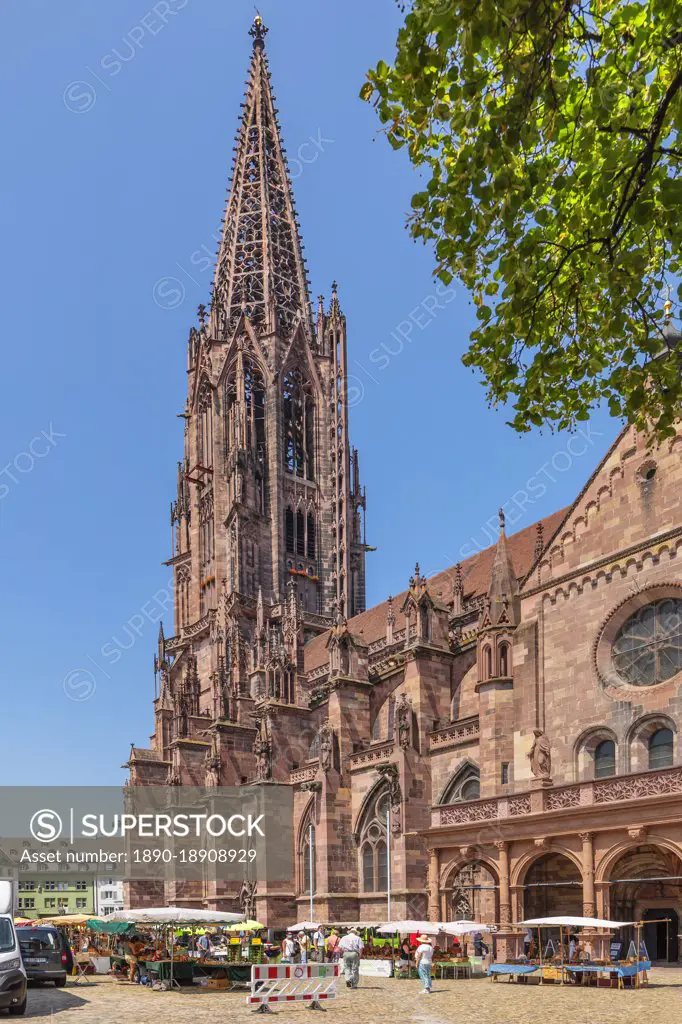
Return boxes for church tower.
[173,16,368,646]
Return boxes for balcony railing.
[428,715,479,750]
[436,764,682,827]
[347,740,395,771]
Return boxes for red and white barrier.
[248,963,339,1012]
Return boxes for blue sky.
[0,0,619,785]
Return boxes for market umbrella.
[225,919,264,932]
[519,916,634,929]
[377,921,442,935]
[286,921,321,932]
[13,918,35,926]
[37,915,91,927]
[441,920,491,936]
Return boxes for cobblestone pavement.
[20,969,682,1022]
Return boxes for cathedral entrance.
[446,861,498,923]
[608,845,682,963]
[642,908,679,962]
[523,853,583,919]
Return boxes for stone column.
[579,831,600,958]
[427,849,440,922]
[580,832,595,916]
[495,841,512,925]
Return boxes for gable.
[528,424,682,589]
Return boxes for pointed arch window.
[499,642,510,678]
[197,382,213,467]
[283,368,315,480]
[224,358,266,457]
[285,508,295,553]
[440,764,481,805]
[359,788,390,893]
[301,821,316,896]
[306,513,316,559]
[483,646,492,680]
[296,509,305,556]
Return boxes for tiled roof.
[303,508,568,673]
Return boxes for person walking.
[281,933,296,964]
[338,927,364,989]
[313,926,326,962]
[298,931,310,964]
[327,929,341,963]
[415,934,434,994]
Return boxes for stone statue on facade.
[528,728,552,779]
[239,878,257,920]
[319,720,334,772]
[396,693,412,749]
[253,715,271,782]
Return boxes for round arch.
[521,849,584,920]
[440,854,500,924]
[625,713,677,773]
[573,725,618,781]
[511,843,583,889]
[595,834,682,884]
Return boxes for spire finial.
[250,13,268,50]
[498,507,505,532]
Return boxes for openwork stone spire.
[212,17,312,341]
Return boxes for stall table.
[435,960,472,980]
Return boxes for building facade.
[18,875,95,919]
[128,19,682,960]
[96,878,124,918]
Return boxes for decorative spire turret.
[481,512,519,629]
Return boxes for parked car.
[0,882,27,1016]
[16,927,68,987]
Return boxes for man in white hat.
[415,934,434,994]
[337,927,364,989]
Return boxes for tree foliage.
[362,0,682,438]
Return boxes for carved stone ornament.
[395,692,413,750]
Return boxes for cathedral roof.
[304,507,567,672]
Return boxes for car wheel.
[8,995,27,1016]
[54,977,67,988]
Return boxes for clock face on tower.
[611,598,682,687]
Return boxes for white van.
[0,881,27,1015]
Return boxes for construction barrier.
[248,963,339,1013]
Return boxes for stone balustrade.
[435,764,682,826]
[428,715,480,750]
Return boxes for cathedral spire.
[211,18,312,342]
[484,510,519,627]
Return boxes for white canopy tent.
[286,921,321,932]
[107,907,244,925]
[441,920,492,936]
[377,921,442,936]
[519,916,633,929]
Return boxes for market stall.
[489,916,651,988]
[107,906,244,990]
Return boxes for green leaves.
[362,0,682,439]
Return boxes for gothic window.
[499,642,510,677]
[301,822,316,896]
[283,368,315,479]
[612,598,682,686]
[224,358,266,457]
[594,739,616,778]
[359,788,390,893]
[307,513,316,559]
[483,646,492,680]
[440,764,481,804]
[296,509,305,556]
[197,382,213,467]
[649,728,674,770]
[285,508,295,553]
[420,604,430,641]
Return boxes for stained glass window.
[612,599,682,686]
